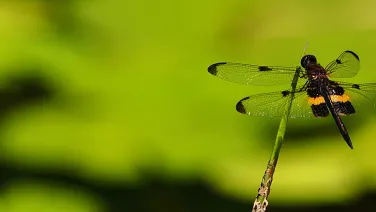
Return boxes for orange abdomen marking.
[308,94,350,105]
[309,94,355,117]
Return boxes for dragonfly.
[208,51,376,149]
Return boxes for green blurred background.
[1,0,376,211]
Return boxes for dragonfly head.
[301,55,317,68]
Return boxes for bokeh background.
[1,0,376,211]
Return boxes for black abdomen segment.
[321,90,354,149]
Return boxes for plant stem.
[252,67,302,212]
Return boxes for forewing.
[208,62,299,86]
[236,90,313,118]
[326,51,360,78]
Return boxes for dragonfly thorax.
[304,64,327,82]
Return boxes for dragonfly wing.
[335,82,376,113]
[325,51,360,78]
[208,62,300,86]
[236,90,314,118]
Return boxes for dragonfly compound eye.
[301,55,317,68]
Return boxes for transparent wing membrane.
[208,62,299,86]
[336,82,376,112]
[236,90,314,118]
[326,51,360,78]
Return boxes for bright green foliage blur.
[1,0,376,211]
